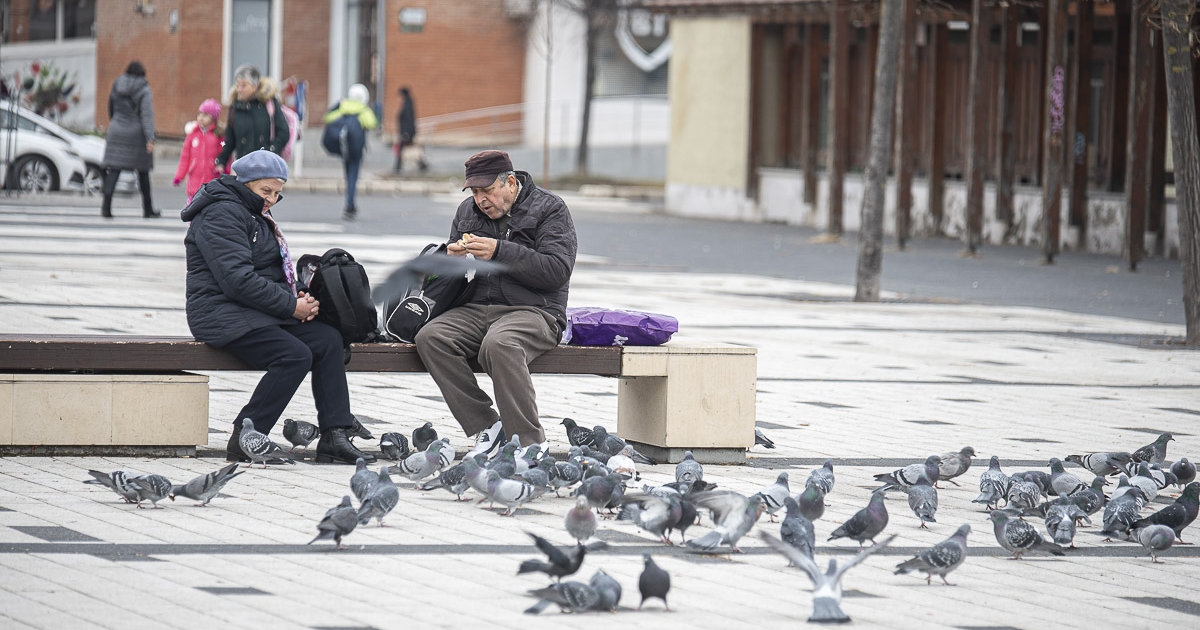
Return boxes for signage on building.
[616,4,670,73]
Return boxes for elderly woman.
[182,150,374,465]
[216,64,290,168]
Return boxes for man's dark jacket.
[181,175,295,347]
[448,171,577,335]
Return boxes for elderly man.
[415,150,577,457]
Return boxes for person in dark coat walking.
[181,150,375,465]
[414,150,577,459]
[101,61,157,218]
[393,86,427,173]
[216,64,290,168]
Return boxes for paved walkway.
[0,203,1198,629]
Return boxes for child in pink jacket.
[173,99,224,203]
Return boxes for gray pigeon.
[350,457,378,503]
[1066,476,1109,516]
[796,480,826,522]
[1129,463,1160,502]
[1171,458,1196,486]
[282,418,320,451]
[485,470,549,516]
[549,457,585,496]
[875,455,941,491]
[411,421,439,453]
[754,427,776,449]
[1145,464,1176,491]
[937,447,975,486]
[1132,524,1176,563]
[523,581,603,615]
[565,495,598,543]
[346,415,374,441]
[592,425,657,465]
[752,472,791,523]
[779,497,815,561]
[391,439,449,482]
[761,531,896,623]
[561,417,595,447]
[1102,475,1148,541]
[1132,432,1173,466]
[1043,502,1090,548]
[894,524,971,585]
[618,492,682,545]
[170,463,243,507]
[1005,474,1043,510]
[308,495,358,550]
[1130,481,1200,543]
[1049,458,1088,496]
[379,432,410,461]
[1066,451,1132,477]
[905,475,938,528]
[808,459,836,494]
[419,454,480,500]
[686,491,766,553]
[357,466,400,526]
[84,470,140,503]
[589,569,622,612]
[238,418,295,468]
[574,471,625,515]
[828,488,889,548]
[973,456,1009,510]
[989,510,1066,559]
[128,474,172,509]
[638,554,671,610]
[675,450,704,484]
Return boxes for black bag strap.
[318,262,356,342]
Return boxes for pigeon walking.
[561,418,595,447]
[1129,463,1161,502]
[419,455,480,501]
[350,457,378,503]
[989,510,1066,559]
[779,497,815,561]
[356,467,400,526]
[875,456,941,491]
[1049,458,1088,496]
[675,451,704,484]
[761,531,896,623]
[638,554,671,610]
[574,472,626,516]
[808,459,836,495]
[754,427,776,449]
[829,488,889,549]
[411,422,439,453]
[379,432,410,461]
[686,491,766,553]
[517,533,594,582]
[796,480,826,522]
[391,439,450,482]
[485,470,549,516]
[1130,481,1200,544]
[1171,458,1196,486]
[1066,451,1132,477]
[895,524,971,585]
[1132,524,1176,563]
[752,472,791,523]
[973,456,1009,510]
[905,476,939,528]
[549,457,585,497]
[238,418,295,468]
[128,474,172,509]
[1132,432,1173,466]
[937,447,975,487]
[170,463,243,507]
[565,495,598,543]
[1066,476,1109,516]
[308,496,358,550]
[282,419,320,451]
[84,470,140,503]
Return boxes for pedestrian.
[181,150,375,465]
[216,64,290,169]
[323,83,378,220]
[100,61,157,218]
[173,98,223,205]
[414,150,577,458]
[393,86,427,173]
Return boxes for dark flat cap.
[463,150,513,190]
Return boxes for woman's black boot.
[316,427,376,464]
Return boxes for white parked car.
[1,100,134,195]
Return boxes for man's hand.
[453,234,498,261]
[293,292,319,321]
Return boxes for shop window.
[1,0,94,43]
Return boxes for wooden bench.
[0,335,757,463]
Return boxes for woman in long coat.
[101,61,157,218]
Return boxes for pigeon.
[565,495,598,543]
[989,510,1066,559]
[574,472,626,515]
[419,454,480,500]
[1171,458,1196,486]
[573,445,612,467]
[808,459,836,494]
[238,418,295,468]
[487,439,521,479]
[875,455,941,491]
[350,457,378,503]
[829,488,889,549]
[357,466,400,526]
[549,457,585,496]
[523,581,603,615]
[1132,524,1176,562]
[282,418,320,451]
[517,533,592,582]
[779,497,816,561]
[973,456,1009,510]
[1102,476,1148,541]
[665,478,718,494]
[1145,464,1177,490]
[391,439,449,482]
[561,418,595,447]
[752,472,791,523]
[1130,481,1200,543]
[638,554,671,610]
[485,470,549,516]
[1049,458,1088,497]
[169,463,243,506]
[1017,470,1052,497]
[1066,476,1109,516]
[464,454,493,498]
[308,495,358,550]
[675,451,704,484]
[517,457,554,489]
[1005,474,1044,510]
[618,493,682,545]
[895,524,971,585]
[606,445,639,479]
[754,427,776,449]
[346,415,374,441]
[589,569,623,612]
[1129,462,1161,502]
[128,474,172,509]
[378,432,411,461]
[1043,503,1090,548]
[905,475,938,528]
[373,252,507,307]
[796,480,826,522]
[937,446,975,486]
[592,425,657,465]
[686,491,766,553]
[1066,451,1132,477]
[1132,432,1173,466]
[671,498,701,544]
[761,531,896,623]
[84,470,140,503]
[411,421,439,453]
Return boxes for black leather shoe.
[316,427,376,464]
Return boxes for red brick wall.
[282,1,331,126]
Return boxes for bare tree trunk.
[576,9,599,175]
[855,0,904,302]
[1159,0,1200,344]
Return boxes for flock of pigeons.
[80,417,1197,620]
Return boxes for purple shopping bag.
[563,307,679,346]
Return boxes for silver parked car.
[0,103,87,193]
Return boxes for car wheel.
[84,164,104,196]
[15,155,58,193]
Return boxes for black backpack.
[381,243,474,343]
[297,248,380,353]
[321,114,366,161]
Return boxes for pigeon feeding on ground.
[392,439,451,482]
[1132,524,1177,563]
[796,480,826,522]
[419,454,480,501]
[565,495,598,543]
[1043,503,1090,548]
[574,471,626,516]
[411,422,439,453]
[523,581,604,615]
[780,497,816,562]
[895,524,971,585]
[1066,451,1133,477]
[761,531,896,623]
[589,569,622,612]
[937,446,975,486]
[1132,432,1174,466]
[1066,476,1109,516]
[1006,474,1044,510]
[592,426,657,465]
[1102,476,1148,541]
[1131,481,1200,543]
[350,457,378,503]
[875,455,941,491]
[618,493,682,545]
[517,533,599,582]
[686,491,766,553]
[379,432,410,461]
[549,457,585,497]
[753,472,791,523]
[485,470,549,516]
[357,466,400,526]
[973,456,1009,510]
[128,474,172,509]
[1171,458,1197,486]
[282,419,320,451]
[829,488,889,549]
[238,418,295,468]
[905,475,938,528]
[84,470,140,503]
[170,463,243,507]
[754,427,776,449]
[1129,463,1161,502]
[638,554,671,610]
[561,418,595,447]
[808,459,836,495]
[989,510,1066,559]
[606,445,639,479]
[308,495,358,550]
[675,451,703,484]
[1049,458,1088,496]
